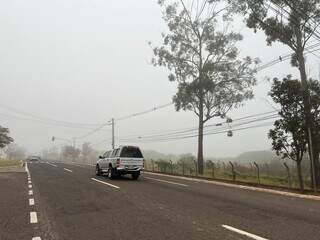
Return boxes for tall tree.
[268,76,318,192]
[62,145,81,162]
[0,126,13,149]
[228,0,320,187]
[151,0,258,174]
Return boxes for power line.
[256,43,320,72]
[0,103,104,127]
[116,111,279,143]
[118,122,274,144]
[0,111,111,131]
[73,102,174,143]
[115,102,173,121]
[118,111,278,140]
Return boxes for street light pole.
[111,118,115,149]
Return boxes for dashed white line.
[28,190,33,195]
[32,237,41,240]
[30,212,38,224]
[222,225,269,240]
[91,178,120,189]
[63,168,73,172]
[47,163,57,167]
[28,180,32,184]
[29,198,35,206]
[28,184,32,189]
[144,176,188,187]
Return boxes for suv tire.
[96,165,102,176]
[132,172,140,180]
[108,167,117,179]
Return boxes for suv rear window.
[120,147,143,158]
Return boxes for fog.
[0,0,319,157]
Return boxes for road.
[1,161,320,240]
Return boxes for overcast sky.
[0,0,319,157]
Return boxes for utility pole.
[72,137,76,163]
[111,118,115,149]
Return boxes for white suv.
[95,146,144,180]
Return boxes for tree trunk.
[297,160,304,193]
[313,148,320,188]
[295,30,320,189]
[197,99,204,175]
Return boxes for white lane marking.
[144,176,188,187]
[30,212,38,223]
[47,163,57,167]
[28,190,33,195]
[63,168,73,172]
[28,184,32,189]
[91,178,120,189]
[29,198,35,206]
[222,225,269,240]
[32,237,41,240]
[28,180,32,184]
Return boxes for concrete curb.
[143,171,320,201]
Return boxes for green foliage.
[268,76,307,161]
[152,0,258,122]
[268,76,320,161]
[228,0,320,60]
[155,159,171,172]
[0,126,13,149]
[177,153,196,168]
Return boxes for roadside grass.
[0,159,22,168]
[145,164,313,192]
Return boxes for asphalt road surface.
[1,161,320,240]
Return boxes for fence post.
[182,162,185,176]
[212,162,215,179]
[170,160,173,174]
[253,162,260,184]
[152,160,154,172]
[194,160,198,177]
[283,162,292,188]
[229,161,236,181]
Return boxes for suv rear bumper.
[116,167,142,173]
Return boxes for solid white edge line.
[29,198,35,206]
[144,176,188,187]
[222,225,268,240]
[91,178,120,189]
[30,212,38,224]
[28,190,33,195]
[143,172,320,201]
[32,237,41,240]
[63,168,73,172]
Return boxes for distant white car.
[96,146,144,180]
[26,156,41,162]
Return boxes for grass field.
[0,159,22,167]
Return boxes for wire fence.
[144,159,313,191]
